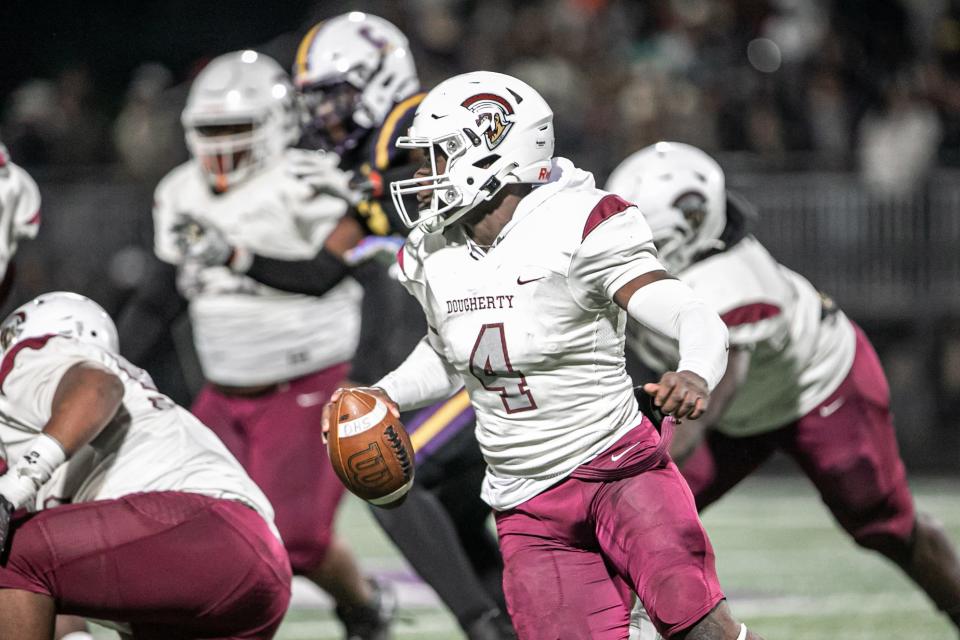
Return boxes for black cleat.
[335,577,397,640]
[465,608,517,640]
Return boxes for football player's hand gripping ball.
[643,370,709,421]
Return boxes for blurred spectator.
[113,63,183,181]
[858,73,942,197]
[3,79,59,165]
[2,67,111,166]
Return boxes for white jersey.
[153,150,362,386]
[0,334,277,534]
[629,235,856,436]
[0,151,41,282]
[398,158,664,510]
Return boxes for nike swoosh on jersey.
[517,276,546,285]
[818,397,846,418]
[611,441,641,462]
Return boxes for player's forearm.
[46,363,125,455]
[625,278,729,390]
[242,248,351,297]
[375,335,462,411]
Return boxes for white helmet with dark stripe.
[606,142,726,273]
[0,292,119,355]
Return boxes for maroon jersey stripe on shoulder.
[720,303,781,327]
[396,246,405,273]
[582,194,633,241]
[0,334,57,392]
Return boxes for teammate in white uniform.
[119,50,392,638]
[0,292,291,639]
[609,142,960,635]
[152,133,362,387]
[323,71,762,640]
[0,142,41,301]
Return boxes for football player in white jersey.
[0,292,291,639]
[116,50,393,638]
[291,15,516,638]
[195,18,516,637]
[322,71,763,640]
[0,141,41,303]
[609,142,960,634]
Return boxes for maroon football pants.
[192,363,350,575]
[0,491,292,639]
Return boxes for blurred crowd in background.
[5,0,960,193]
[2,0,959,466]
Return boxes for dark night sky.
[1,0,321,106]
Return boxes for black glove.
[0,494,14,555]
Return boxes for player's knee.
[848,506,916,566]
[837,491,915,565]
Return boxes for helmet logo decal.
[672,190,708,231]
[359,26,393,53]
[461,93,514,150]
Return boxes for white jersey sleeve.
[568,204,664,310]
[150,158,361,386]
[0,336,107,428]
[152,166,188,265]
[152,154,349,266]
[0,335,277,530]
[628,235,855,436]
[0,157,41,279]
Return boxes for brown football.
[327,389,415,507]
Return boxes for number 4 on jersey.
[469,323,537,413]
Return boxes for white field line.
[733,591,933,618]
[703,513,960,530]
[278,616,456,640]
[290,576,442,609]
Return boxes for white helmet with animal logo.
[606,141,726,273]
[0,292,119,356]
[390,71,555,231]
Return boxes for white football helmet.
[182,50,299,193]
[606,142,726,273]
[0,292,119,355]
[390,71,555,231]
[293,12,418,153]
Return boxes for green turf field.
[92,475,960,639]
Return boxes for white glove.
[170,214,234,267]
[286,148,360,205]
[0,433,66,511]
